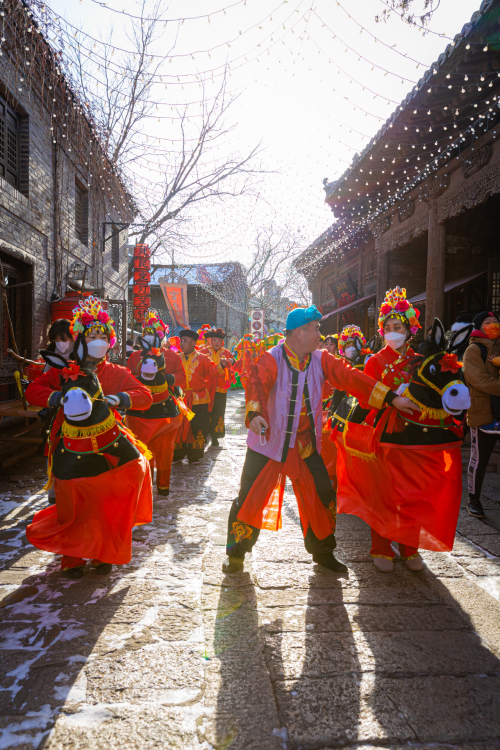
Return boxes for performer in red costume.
[340,286,424,572]
[127,311,186,495]
[200,328,235,447]
[25,297,153,579]
[223,305,416,574]
[173,329,231,463]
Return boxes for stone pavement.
[1,390,500,749]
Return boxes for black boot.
[211,437,220,447]
[222,555,244,574]
[157,487,170,496]
[95,563,113,575]
[312,553,348,573]
[468,498,485,518]
[63,566,85,580]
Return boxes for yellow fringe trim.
[401,387,449,422]
[147,381,169,394]
[345,446,379,462]
[61,412,116,438]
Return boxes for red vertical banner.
[158,277,189,328]
[133,244,150,323]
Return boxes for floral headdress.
[142,310,169,338]
[196,323,213,348]
[378,286,421,336]
[70,296,116,348]
[338,324,366,354]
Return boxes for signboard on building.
[250,309,265,339]
[329,273,357,307]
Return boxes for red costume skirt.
[26,456,153,565]
[127,414,182,489]
[336,437,462,552]
[321,412,338,488]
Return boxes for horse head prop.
[354,333,383,369]
[404,318,472,417]
[136,334,166,387]
[40,335,110,426]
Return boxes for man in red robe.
[224,305,416,574]
[200,328,235,447]
[173,329,231,463]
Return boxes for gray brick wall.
[0,54,132,385]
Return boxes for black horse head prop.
[40,349,108,426]
[404,318,472,417]
[135,335,166,386]
[348,333,383,369]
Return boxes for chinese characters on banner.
[133,244,151,323]
[158,277,190,328]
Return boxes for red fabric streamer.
[236,444,335,540]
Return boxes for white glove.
[105,394,121,407]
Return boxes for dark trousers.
[468,426,499,499]
[209,391,227,439]
[226,447,336,558]
[173,403,210,462]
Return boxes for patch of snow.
[58,704,112,727]
[0,705,53,749]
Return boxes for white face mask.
[144,335,155,346]
[87,339,109,360]
[385,331,406,350]
[55,341,72,355]
[345,346,357,360]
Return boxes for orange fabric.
[127,413,182,488]
[236,444,336,540]
[127,349,186,389]
[26,359,152,411]
[245,349,385,451]
[178,350,220,407]
[26,455,153,565]
[360,345,415,409]
[335,434,462,551]
[199,346,235,391]
[321,413,338,487]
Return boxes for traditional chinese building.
[128,262,249,339]
[296,0,500,339]
[0,0,134,406]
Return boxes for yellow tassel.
[177,399,195,421]
[43,443,54,490]
[14,370,24,400]
[401,387,449,422]
[61,412,116,438]
[118,422,153,461]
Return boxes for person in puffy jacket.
[463,311,500,518]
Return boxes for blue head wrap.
[286,305,322,331]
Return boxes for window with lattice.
[0,94,19,188]
[364,254,377,284]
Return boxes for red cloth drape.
[127,413,182,488]
[335,434,462,551]
[26,455,153,564]
[236,444,336,540]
